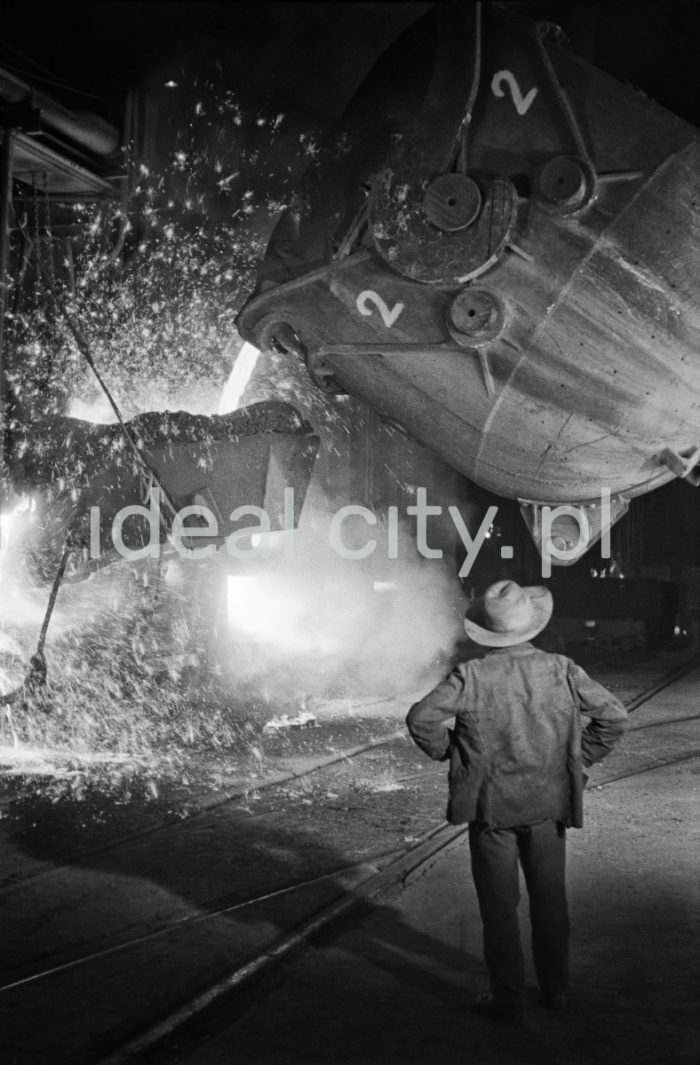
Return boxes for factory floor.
[160,665,700,1065]
[1,649,698,1065]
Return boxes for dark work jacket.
[406,643,629,829]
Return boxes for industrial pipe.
[0,67,119,157]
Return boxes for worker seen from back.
[406,579,629,1025]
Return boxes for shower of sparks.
[0,557,249,775]
[6,81,298,427]
[0,77,466,801]
[0,83,309,787]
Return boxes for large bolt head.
[447,287,505,347]
[535,156,590,209]
[422,174,482,232]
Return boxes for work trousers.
[468,819,570,1009]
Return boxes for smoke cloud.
[219,490,466,707]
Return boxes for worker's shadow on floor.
[4,789,696,1065]
[0,780,481,1062]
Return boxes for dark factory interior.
[0,4,698,1064]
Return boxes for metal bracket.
[518,493,630,566]
[659,446,700,486]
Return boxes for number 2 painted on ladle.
[356,290,405,328]
[491,70,538,116]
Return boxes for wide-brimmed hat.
[464,580,553,647]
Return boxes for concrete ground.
[164,682,700,1065]
[1,655,698,1065]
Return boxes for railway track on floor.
[1,651,698,902]
[0,654,698,1065]
[0,726,409,897]
[3,727,698,1004]
[96,748,700,1065]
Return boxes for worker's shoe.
[471,994,525,1026]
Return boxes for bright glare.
[67,396,119,423]
[251,530,294,551]
[0,496,35,551]
[0,630,24,698]
[227,574,338,655]
[219,342,261,413]
[227,575,302,638]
